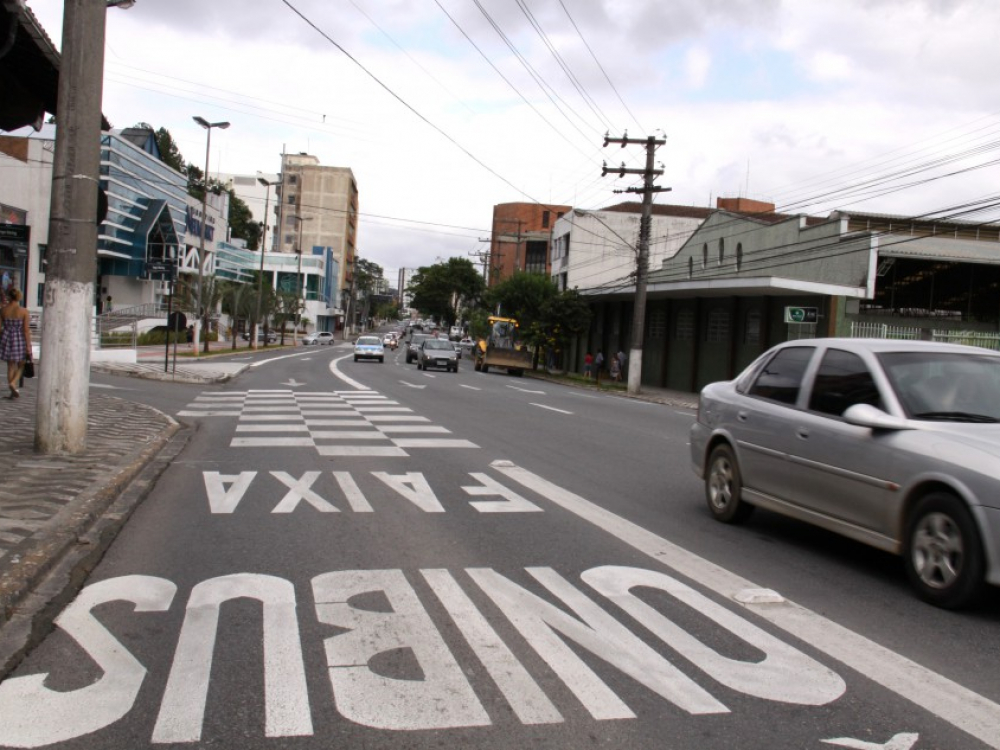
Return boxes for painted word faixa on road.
[0,565,846,746]
[203,470,545,514]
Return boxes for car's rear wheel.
[904,492,985,609]
[705,444,754,524]
[481,364,489,374]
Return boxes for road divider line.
[530,403,573,415]
[507,385,545,394]
[489,459,1000,750]
[329,354,368,390]
[459,385,481,391]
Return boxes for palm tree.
[220,281,254,350]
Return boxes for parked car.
[302,331,335,346]
[690,338,1000,608]
[242,330,278,344]
[406,333,433,364]
[353,335,384,363]
[418,338,459,372]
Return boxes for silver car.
[417,338,459,372]
[690,338,1000,608]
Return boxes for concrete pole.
[194,127,210,357]
[626,139,658,396]
[35,0,107,454]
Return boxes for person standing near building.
[594,350,605,384]
[583,351,593,379]
[0,288,31,398]
[105,295,113,312]
[616,349,627,379]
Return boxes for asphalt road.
[2,339,997,749]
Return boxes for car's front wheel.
[353,355,358,362]
[904,492,985,609]
[705,444,754,524]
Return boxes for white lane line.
[310,431,388,440]
[530,403,573,415]
[235,425,310,432]
[177,411,242,417]
[399,381,427,390]
[329,354,369,390]
[567,391,600,400]
[392,438,479,449]
[367,415,430,423]
[507,385,545,394]
[231,437,315,447]
[422,373,437,378]
[460,384,481,391]
[378,426,451,434]
[491,460,1000,750]
[316,446,408,457]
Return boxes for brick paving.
[0,381,178,638]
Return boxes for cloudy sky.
[23,0,1000,283]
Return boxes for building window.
[736,242,743,271]
[675,309,695,341]
[37,243,47,273]
[288,175,298,185]
[542,210,550,228]
[744,310,761,344]
[37,283,44,305]
[284,234,294,246]
[718,238,725,265]
[702,243,708,269]
[287,194,296,204]
[706,308,730,343]
[688,256,693,278]
[648,309,666,338]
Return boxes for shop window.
[744,310,761,344]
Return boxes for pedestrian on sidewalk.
[616,349,627,379]
[105,294,113,312]
[595,350,604,384]
[610,354,621,382]
[0,288,32,399]
[583,351,593,379]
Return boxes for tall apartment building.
[397,267,417,312]
[277,153,358,299]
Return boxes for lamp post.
[192,115,229,357]
[292,215,313,347]
[252,174,272,350]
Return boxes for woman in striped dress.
[0,288,31,398]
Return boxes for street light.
[192,116,230,356]
[252,174,272,350]
[292,215,314,348]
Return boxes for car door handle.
[737,411,749,422]
[796,427,809,440]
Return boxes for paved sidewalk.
[0,380,182,678]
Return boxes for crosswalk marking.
[178,390,478,456]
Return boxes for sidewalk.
[0,354,696,680]
[0,379,183,678]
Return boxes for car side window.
[747,347,813,405]
[808,349,883,417]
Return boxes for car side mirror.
[842,404,912,431]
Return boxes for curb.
[0,416,189,680]
[90,363,249,384]
[523,369,699,409]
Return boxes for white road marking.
[231,438,315,447]
[378,426,451,434]
[177,410,241,417]
[367,415,430,423]
[328,354,368,389]
[235,425,310,433]
[459,384,481,391]
[530,403,573,415]
[399,381,427,389]
[281,379,306,387]
[392,439,479,449]
[315,446,408,457]
[491,460,1000,750]
[507,385,545,394]
[304,419,370,427]
[310,431,387,440]
[822,733,918,749]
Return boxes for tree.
[154,126,186,174]
[228,188,260,250]
[484,272,557,336]
[408,257,484,326]
[220,280,254,350]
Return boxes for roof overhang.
[877,233,1000,265]
[583,276,868,301]
[0,2,111,131]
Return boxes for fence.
[850,322,1000,351]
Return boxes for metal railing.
[850,322,1000,351]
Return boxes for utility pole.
[35,0,108,453]
[602,133,669,396]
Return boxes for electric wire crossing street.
[178,389,478,456]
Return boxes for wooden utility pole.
[602,134,669,395]
[35,0,109,453]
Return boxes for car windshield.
[878,351,1000,422]
[356,337,381,346]
[424,340,455,351]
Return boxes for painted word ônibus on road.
[0,564,846,746]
